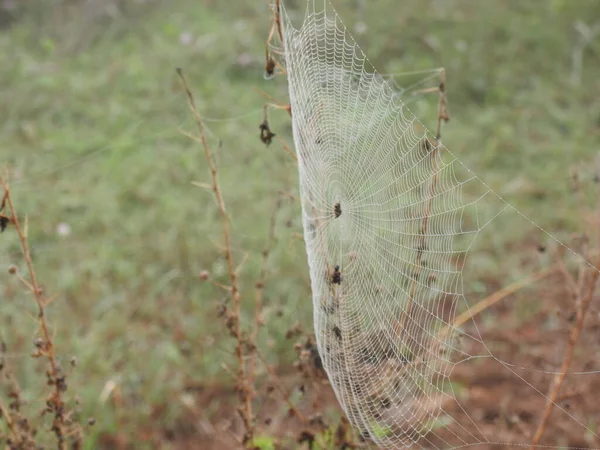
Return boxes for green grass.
[1,0,599,446]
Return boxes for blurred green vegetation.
[0,0,599,447]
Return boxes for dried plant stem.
[0,398,18,440]
[396,266,556,380]
[450,249,600,339]
[273,0,283,43]
[278,137,297,161]
[255,88,292,117]
[529,258,600,447]
[399,69,449,336]
[556,253,580,298]
[451,267,555,331]
[249,197,282,389]
[176,69,255,444]
[1,179,53,343]
[255,89,296,161]
[0,174,68,449]
[256,350,306,423]
[264,0,284,57]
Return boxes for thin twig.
[255,88,292,116]
[273,0,283,43]
[530,172,600,446]
[530,218,600,449]
[0,173,69,449]
[264,0,286,78]
[400,69,449,336]
[256,349,307,423]
[0,397,18,441]
[447,249,600,336]
[445,266,556,336]
[396,265,556,379]
[176,68,255,444]
[278,136,298,161]
[529,257,600,447]
[556,249,580,299]
[248,196,283,394]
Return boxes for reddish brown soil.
[430,272,600,450]
[99,273,600,450]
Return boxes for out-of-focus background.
[1,0,599,449]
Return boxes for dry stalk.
[248,197,283,390]
[0,173,82,449]
[276,137,297,162]
[0,359,38,449]
[399,69,449,336]
[442,266,556,339]
[529,262,599,446]
[0,397,18,441]
[256,349,307,423]
[176,68,256,445]
[264,0,285,79]
[388,263,560,384]
[0,342,18,443]
[529,179,600,447]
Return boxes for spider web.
[276,1,600,448]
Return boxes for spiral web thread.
[277,1,600,449]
